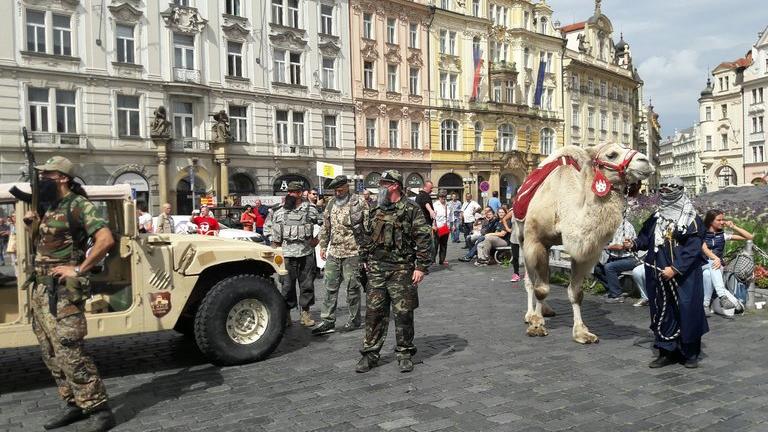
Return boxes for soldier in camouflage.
[356,170,433,373]
[271,181,321,327]
[311,175,369,335]
[23,156,116,431]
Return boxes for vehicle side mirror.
[123,201,137,237]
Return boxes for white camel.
[516,142,655,343]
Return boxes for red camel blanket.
[513,156,581,221]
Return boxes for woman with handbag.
[432,190,451,266]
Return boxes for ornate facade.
[742,27,768,186]
[0,0,355,214]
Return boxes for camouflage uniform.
[32,191,109,411]
[156,213,174,233]
[271,200,321,310]
[317,193,369,326]
[360,189,432,362]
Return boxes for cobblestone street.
[1,243,768,431]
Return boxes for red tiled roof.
[560,21,586,33]
[717,51,753,70]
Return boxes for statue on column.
[211,110,232,144]
[150,106,171,138]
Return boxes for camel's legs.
[524,273,534,323]
[569,260,599,344]
[523,242,550,337]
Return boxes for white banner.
[316,161,343,178]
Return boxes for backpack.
[726,252,755,283]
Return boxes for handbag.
[437,224,450,237]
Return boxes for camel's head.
[586,143,655,196]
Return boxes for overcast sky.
[548,0,766,138]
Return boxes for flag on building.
[471,44,484,100]
[533,60,546,107]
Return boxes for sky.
[548,0,767,138]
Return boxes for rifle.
[9,127,39,275]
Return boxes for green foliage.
[583,276,606,295]
[549,271,570,286]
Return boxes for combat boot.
[311,320,335,335]
[397,357,414,373]
[355,354,378,373]
[82,403,116,432]
[300,310,315,327]
[44,403,87,429]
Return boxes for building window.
[759,88,764,103]
[752,145,765,163]
[273,50,286,82]
[493,80,501,102]
[725,76,729,91]
[524,84,531,105]
[539,17,547,34]
[287,0,300,28]
[449,74,457,100]
[275,110,289,145]
[441,0,450,9]
[115,24,135,63]
[545,88,553,110]
[226,0,242,16]
[599,110,607,131]
[117,95,140,137]
[272,0,300,28]
[409,23,418,48]
[440,72,447,98]
[498,123,515,151]
[320,4,334,35]
[363,13,373,39]
[173,102,194,138]
[524,47,530,68]
[292,112,304,146]
[174,0,189,5]
[571,104,580,127]
[587,108,595,129]
[587,79,594,94]
[389,120,399,148]
[322,57,336,89]
[755,116,765,133]
[612,113,619,133]
[229,105,247,142]
[272,0,285,25]
[409,67,419,95]
[439,30,447,54]
[274,110,305,148]
[53,14,72,56]
[227,41,243,77]
[540,128,554,155]
[448,31,456,55]
[474,122,483,151]
[705,106,711,121]
[721,104,728,118]
[705,135,712,151]
[363,61,374,89]
[289,52,302,84]
[600,81,607,98]
[323,115,337,148]
[387,64,398,92]
[441,119,459,151]
[721,133,728,149]
[55,90,76,133]
[173,33,195,70]
[28,87,50,132]
[411,122,420,149]
[523,11,530,29]
[718,77,723,91]
[505,80,514,103]
[386,18,396,44]
[26,10,46,53]
[365,118,376,147]
[472,0,480,17]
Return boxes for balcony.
[171,138,210,152]
[490,61,517,75]
[173,67,201,83]
[279,145,313,156]
[30,132,85,147]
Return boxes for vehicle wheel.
[194,274,286,365]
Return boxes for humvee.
[0,183,288,365]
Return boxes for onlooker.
[593,220,640,304]
[362,190,374,207]
[458,207,494,261]
[500,207,522,282]
[701,209,753,314]
[488,191,501,214]
[137,206,153,233]
[475,208,510,266]
[448,193,462,243]
[240,205,258,231]
[460,193,481,243]
[254,200,268,234]
[192,205,220,235]
[415,181,435,226]
[155,203,175,234]
[0,216,9,266]
[432,190,450,266]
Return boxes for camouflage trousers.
[31,282,108,411]
[320,255,362,325]
[360,267,419,360]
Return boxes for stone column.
[154,139,170,206]
[489,167,500,197]
[218,158,230,199]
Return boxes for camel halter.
[590,148,639,197]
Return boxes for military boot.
[82,403,116,432]
[355,354,378,373]
[300,310,315,327]
[44,403,87,429]
[397,357,414,373]
[311,320,335,335]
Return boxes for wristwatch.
[74,266,81,277]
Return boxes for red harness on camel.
[512,149,639,221]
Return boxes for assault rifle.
[9,127,39,274]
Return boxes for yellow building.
[428,0,564,205]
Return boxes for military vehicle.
[0,183,287,365]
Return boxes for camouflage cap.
[286,181,305,192]
[327,175,349,189]
[35,156,75,177]
[380,170,403,187]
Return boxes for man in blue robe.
[627,177,708,368]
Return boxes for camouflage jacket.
[271,202,321,258]
[318,194,369,258]
[35,192,108,269]
[362,198,433,272]
[156,213,175,233]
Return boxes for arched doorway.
[364,172,381,190]
[438,173,464,197]
[716,166,737,188]
[114,172,150,211]
[751,177,767,186]
[229,173,255,195]
[177,176,207,216]
[500,173,520,205]
[273,174,311,194]
[406,173,425,190]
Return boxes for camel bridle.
[592,148,639,181]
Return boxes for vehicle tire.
[194,274,286,365]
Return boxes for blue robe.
[634,215,709,359]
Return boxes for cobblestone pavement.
[1,243,768,432]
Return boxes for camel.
[515,142,654,344]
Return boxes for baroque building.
[560,0,642,150]
[742,27,768,186]
[0,0,355,214]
